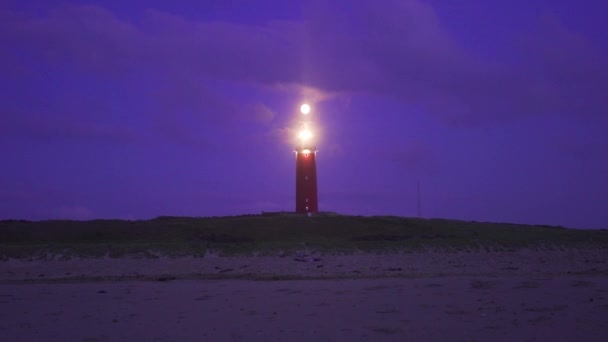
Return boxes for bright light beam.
[298,129,312,141]
[300,103,311,115]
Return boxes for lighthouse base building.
[295,148,318,214]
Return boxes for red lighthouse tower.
[295,104,318,215]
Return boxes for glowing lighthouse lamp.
[295,103,318,215]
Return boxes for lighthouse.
[295,103,318,215]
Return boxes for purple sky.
[1,0,607,228]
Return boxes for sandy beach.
[2,249,608,341]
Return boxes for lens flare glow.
[298,129,312,141]
[300,103,311,115]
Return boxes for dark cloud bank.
[1,0,606,137]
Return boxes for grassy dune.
[1,214,607,259]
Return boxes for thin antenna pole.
[417,180,421,217]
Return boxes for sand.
[1,248,607,341]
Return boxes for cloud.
[511,14,608,119]
[1,1,606,129]
[149,76,277,148]
[248,102,276,123]
[300,4,606,124]
[151,115,212,150]
[0,4,145,78]
[266,126,297,146]
[272,84,341,104]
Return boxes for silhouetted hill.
[1,215,606,259]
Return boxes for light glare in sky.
[300,103,311,115]
[298,129,312,141]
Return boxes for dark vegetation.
[1,214,607,259]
